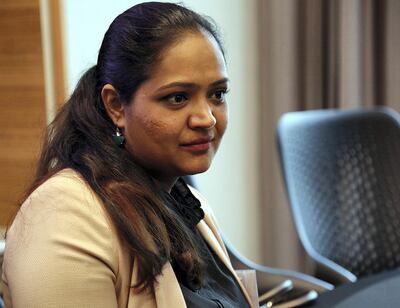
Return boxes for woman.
[3,2,253,307]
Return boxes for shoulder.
[3,168,124,307]
[5,168,119,274]
[187,185,214,217]
[187,185,222,235]
[188,185,229,257]
[16,168,108,224]
[25,168,100,208]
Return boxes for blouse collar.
[162,178,204,229]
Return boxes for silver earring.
[113,127,125,147]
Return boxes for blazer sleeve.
[3,171,120,308]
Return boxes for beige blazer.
[2,169,253,308]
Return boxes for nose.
[188,101,216,129]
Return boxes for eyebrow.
[156,77,229,92]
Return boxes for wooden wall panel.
[49,0,66,107]
[0,0,46,225]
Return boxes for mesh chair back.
[277,107,400,278]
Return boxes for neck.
[152,176,178,193]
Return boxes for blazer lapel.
[154,262,187,308]
[127,260,186,308]
[197,220,255,307]
[197,220,232,270]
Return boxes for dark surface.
[309,269,400,307]
[277,107,400,280]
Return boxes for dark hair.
[97,2,224,103]
[24,2,224,293]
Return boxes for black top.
[162,179,250,308]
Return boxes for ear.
[101,84,126,127]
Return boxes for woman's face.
[121,31,228,186]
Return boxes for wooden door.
[0,0,47,225]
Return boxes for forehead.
[149,31,227,84]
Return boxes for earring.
[113,127,125,147]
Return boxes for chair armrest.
[313,256,357,286]
[223,236,334,295]
[304,247,357,285]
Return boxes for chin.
[181,161,212,176]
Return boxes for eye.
[211,89,229,103]
[163,93,188,106]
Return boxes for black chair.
[277,107,400,286]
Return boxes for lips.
[180,136,214,152]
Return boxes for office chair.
[277,107,400,286]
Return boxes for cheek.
[141,116,169,138]
[132,112,180,143]
[215,108,228,136]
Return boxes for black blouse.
[162,179,250,308]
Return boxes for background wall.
[61,0,263,263]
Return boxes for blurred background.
[1,0,399,276]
